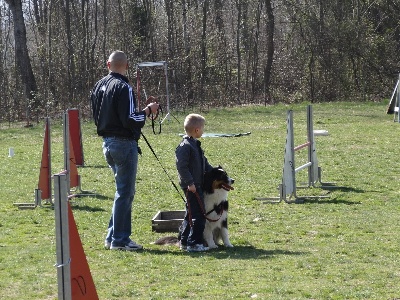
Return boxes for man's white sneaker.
[110,240,143,251]
[187,244,209,252]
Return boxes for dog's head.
[203,166,234,194]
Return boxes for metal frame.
[14,117,52,209]
[255,105,332,204]
[394,74,400,122]
[387,73,400,121]
[136,61,171,123]
[63,111,95,196]
[54,172,72,300]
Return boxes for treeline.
[0,0,399,123]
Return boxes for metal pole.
[164,61,171,122]
[397,74,400,123]
[307,105,315,186]
[282,110,296,200]
[46,117,53,203]
[63,112,71,193]
[54,173,71,300]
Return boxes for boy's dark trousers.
[179,188,206,247]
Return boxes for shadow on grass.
[82,164,109,169]
[69,190,112,201]
[144,245,305,259]
[209,245,305,260]
[306,198,362,205]
[320,185,364,193]
[70,204,106,212]
[293,184,364,205]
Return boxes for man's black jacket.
[91,72,146,141]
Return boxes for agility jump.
[386,73,400,122]
[14,109,87,209]
[62,110,94,197]
[14,117,52,209]
[256,105,332,204]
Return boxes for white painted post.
[307,105,320,187]
[396,74,400,123]
[281,110,296,201]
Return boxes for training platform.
[152,210,185,233]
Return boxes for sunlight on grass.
[1,102,400,299]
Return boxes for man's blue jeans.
[103,137,138,246]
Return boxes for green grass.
[1,102,400,299]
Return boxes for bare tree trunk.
[235,0,242,105]
[80,0,89,108]
[62,0,74,110]
[181,0,193,104]
[143,0,155,60]
[165,0,175,60]
[5,0,37,124]
[251,2,262,101]
[102,0,107,63]
[32,0,51,115]
[263,0,274,105]
[200,0,209,104]
[90,0,98,86]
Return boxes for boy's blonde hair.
[184,113,205,133]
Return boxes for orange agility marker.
[68,202,99,300]
[68,109,84,167]
[15,117,53,209]
[37,117,52,201]
[68,135,80,190]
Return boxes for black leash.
[188,191,224,223]
[149,105,163,135]
[140,132,185,202]
[141,133,223,226]
[205,201,227,216]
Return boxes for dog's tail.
[153,236,179,246]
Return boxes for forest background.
[0,0,399,124]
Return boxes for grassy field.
[1,102,399,299]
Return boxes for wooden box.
[151,210,185,233]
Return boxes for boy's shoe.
[105,240,111,249]
[110,240,143,251]
[179,243,187,250]
[187,244,209,252]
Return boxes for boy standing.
[176,114,213,252]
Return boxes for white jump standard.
[387,73,400,122]
[256,105,332,204]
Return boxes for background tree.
[4,0,37,124]
[0,0,399,124]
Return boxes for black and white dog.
[202,166,234,249]
[154,166,235,249]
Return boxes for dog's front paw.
[208,244,218,249]
[225,243,234,248]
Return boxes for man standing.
[91,50,159,251]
